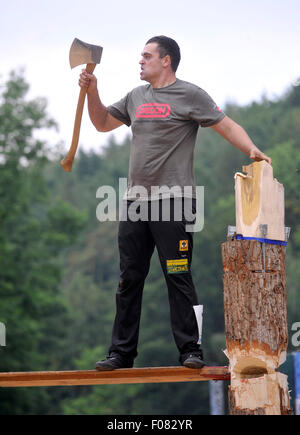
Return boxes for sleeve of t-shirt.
[107,93,131,127]
[189,87,225,127]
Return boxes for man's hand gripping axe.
[61,38,103,172]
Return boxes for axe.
[61,38,103,172]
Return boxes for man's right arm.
[79,69,124,132]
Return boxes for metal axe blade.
[69,38,103,69]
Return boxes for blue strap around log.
[235,234,287,246]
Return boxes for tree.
[0,71,86,414]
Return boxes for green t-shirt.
[107,78,225,200]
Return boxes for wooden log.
[235,161,285,241]
[222,239,288,370]
[0,366,230,388]
[222,161,292,415]
[228,372,292,415]
[222,239,292,414]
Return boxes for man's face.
[139,43,167,83]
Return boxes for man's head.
[139,36,181,84]
[146,36,181,73]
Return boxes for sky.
[1,0,300,154]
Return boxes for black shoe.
[180,350,206,369]
[95,353,134,371]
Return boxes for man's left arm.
[210,115,272,165]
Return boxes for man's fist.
[79,69,98,95]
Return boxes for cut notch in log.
[0,366,230,388]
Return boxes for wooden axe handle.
[61,63,96,172]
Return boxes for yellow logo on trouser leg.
[179,240,188,251]
[167,258,189,274]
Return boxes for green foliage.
[1,71,299,414]
[0,72,85,414]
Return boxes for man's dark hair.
[146,35,181,72]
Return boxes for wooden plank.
[0,366,230,388]
[235,161,285,241]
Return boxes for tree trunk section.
[222,239,292,415]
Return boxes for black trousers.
[108,199,201,360]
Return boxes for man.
[79,36,272,371]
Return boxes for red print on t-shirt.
[136,103,171,118]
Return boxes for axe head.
[69,38,103,69]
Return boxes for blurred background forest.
[0,71,299,414]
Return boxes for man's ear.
[163,54,171,68]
